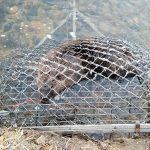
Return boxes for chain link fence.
[0,36,150,128]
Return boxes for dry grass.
[0,128,150,150]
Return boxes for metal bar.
[22,124,150,133]
[72,0,76,40]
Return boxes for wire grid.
[0,37,150,127]
[0,0,150,127]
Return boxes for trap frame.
[0,0,150,134]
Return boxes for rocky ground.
[0,128,150,150]
[0,0,150,60]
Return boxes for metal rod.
[22,124,150,133]
[72,0,76,40]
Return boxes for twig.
[65,138,71,149]
[12,131,40,150]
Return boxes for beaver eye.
[56,74,65,81]
[124,51,128,55]
[56,75,62,80]
[124,51,130,55]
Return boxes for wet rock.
[7,6,21,19]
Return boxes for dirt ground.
[0,128,149,150]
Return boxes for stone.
[35,135,47,145]
[9,6,19,14]
[40,145,56,150]
[31,20,47,30]
[24,0,40,7]
[99,141,109,150]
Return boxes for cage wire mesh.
[0,0,150,128]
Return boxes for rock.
[8,6,21,19]
[113,138,125,143]
[24,0,40,7]
[0,0,4,4]
[9,6,19,14]
[132,133,140,139]
[99,141,109,150]
[29,19,52,46]
[35,135,47,145]
[40,145,56,150]
[119,139,125,143]
[31,20,47,30]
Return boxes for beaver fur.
[37,37,137,104]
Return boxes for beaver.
[37,37,138,104]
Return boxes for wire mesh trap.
[0,37,150,128]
